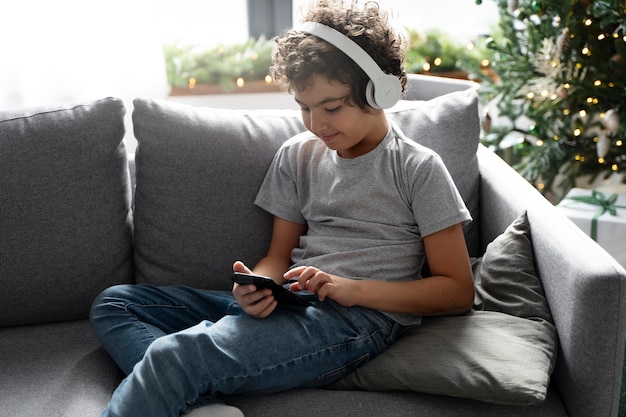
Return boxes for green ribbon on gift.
[564,190,626,241]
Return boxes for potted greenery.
[164,37,278,95]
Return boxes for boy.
[90,1,474,416]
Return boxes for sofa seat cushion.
[0,319,122,417]
[131,89,479,289]
[226,387,568,417]
[0,98,134,326]
[329,212,558,405]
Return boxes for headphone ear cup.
[364,80,380,109]
[372,74,402,109]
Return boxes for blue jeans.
[90,284,402,417]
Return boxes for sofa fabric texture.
[0,98,133,327]
[132,104,305,289]
[1,74,625,417]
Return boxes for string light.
[236,77,245,88]
[188,77,197,89]
[584,18,593,26]
[264,75,273,84]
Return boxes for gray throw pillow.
[473,211,553,322]
[328,211,558,405]
[0,97,134,326]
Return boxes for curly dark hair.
[270,0,407,110]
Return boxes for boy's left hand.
[232,261,277,318]
[284,266,356,306]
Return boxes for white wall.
[292,0,499,42]
[0,0,499,111]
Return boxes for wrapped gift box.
[557,187,626,269]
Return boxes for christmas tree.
[472,0,626,201]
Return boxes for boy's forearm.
[351,275,474,316]
[252,256,293,284]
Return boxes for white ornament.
[597,135,610,158]
[556,28,570,55]
[603,109,620,134]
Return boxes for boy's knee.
[142,333,192,376]
[89,284,135,321]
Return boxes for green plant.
[404,28,486,75]
[164,37,274,92]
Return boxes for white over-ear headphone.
[298,21,402,110]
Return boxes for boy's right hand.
[232,261,278,318]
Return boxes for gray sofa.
[1,74,625,417]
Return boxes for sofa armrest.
[404,74,479,101]
[477,144,626,417]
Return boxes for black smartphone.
[231,272,312,307]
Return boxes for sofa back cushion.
[131,89,479,289]
[132,102,304,288]
[0,98,134,327]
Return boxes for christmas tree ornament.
[556,85,569,99]
[530,0,544,14]
[481,110,492,132]
[603,109,620,134]
[507,0,518,13]
[556,28,570,54]
[597,134,610,158]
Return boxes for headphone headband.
[297,21,401,109]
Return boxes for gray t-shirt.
[254,123,471,325]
